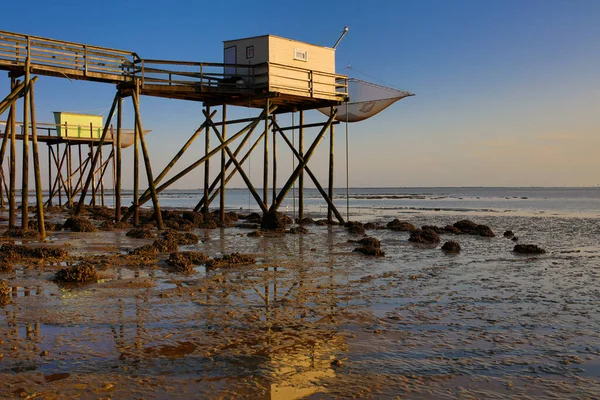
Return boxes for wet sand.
[1,207,600,399]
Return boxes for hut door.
[224,46,236,76]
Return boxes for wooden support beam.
[273,120,345,224]
[29,80,45,238]
[132,84,164,229]
[0,111,12,208]
[67,142,73,207]
[328,107,334,223]
[8,78,17,229]
[263,99,269,205]
[115,97,122,222]
[46,145,52,206]
[269,111,336,213]
[219,104,226,223]
[0,79,28,116]
[298,110,304,220]
[21,68,30,230]
[203,106,210,219]
[75,93,118,214]
[272,114,277,207]
[133,103,139,225]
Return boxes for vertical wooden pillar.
[298,110,304,221]
[203,105,210,220]
[89,123,96,207]
[133,105,140,225]
[47,145,52,207]
[132,83,164,229]
[57,144,62,207]
[115,97,122,222]
[99,142,105,207]
[0,109,12,209]
[219,104,226,223]
[328,107,335,223]
[272,114,277,207]
[29,81,45,238]
[9,78,17,229]
[22,53,31,230]
[67,142,73,207]
[263,99,269,206]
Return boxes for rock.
[198,220,218,229]
[441,240,461,252]
[167,251,209,274]
[99,221,132,231]
[315,219,329,226]
[443,225,461,234]
[247,230,263,237]
[0,243,68,259]
[298,217,315,225]
[206,253,256,269]
[55,264,98,283]
[387,219,417,232]
[503,230,514,238]
[363,222,381,230]
[512,236,519,242]
[2,229,41,238]
[261,212,287,231]
[408,228,440,244]
[0,280,10,305]
[513,244,546,255]
[288,226,309,234]
[357,237,381,248]
[126,228,156,239]
[331,359,343,367]
[353,246,385,257]
[162,230,199,246]
[63,217,96,232]
[244,212,262,223]
[453,220,495,237]
[29,220,57,232]
[345,221,365,235]
[422,225,443,234]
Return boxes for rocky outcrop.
[261,212,287,231]
[513,244,546,255]
[408,228,440,244]
[441,240,461,253]
[453,220,495,237]
[387,219,417,232]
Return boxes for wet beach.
[1,188,600,399]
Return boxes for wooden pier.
[0,29,350,237]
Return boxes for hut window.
[246,45,254,59]
[294,48,308,62]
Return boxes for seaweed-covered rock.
[345,221,365,235]
[288,226,309,234]
[298,217,315,225]
[199,220,218,229]
[357,237,381,248]
[387,219,417,232]
[443,225,461,234]
[441,240,461,253]
[513,244,546,255]
[244,212,262,223]
[0,280,10,305]
[363,222,381,230]
[503,230,515,238]
[55,264,98,283]
[353,246,385,257]
[85,206,114,221]
[315,219,329,226]
[63,217,96,232]
[28,220,57,232]
[206,252,256,269]
[261,211,287,231]
[99,220,132,231]
[0,243,68,259]
[247,230,263,237]
[162,230,199,246]
[167,251,209,274]
[182,211,204,226]
[453,220,495,237]
[2,229,41,238]
[409,228,440,245]
[422,225,443,234]
[126,227,156,239]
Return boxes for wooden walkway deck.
[0,30,348,112]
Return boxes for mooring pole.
[328,107,335,223]
[133,104,140,225]
[203,105,210,220]
[220,104,226,223]
[298,110,304,220]
[8,78,17,229]
[67,142,73,207]
[263,99,269,207]
[47,145,52,206]
[29,81,45,238]
[272,114,277,207]
[22,49,31,230]
[115,96,122,222]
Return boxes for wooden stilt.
[328,107,334,223]
[272,114,277,207]
[8,78,17,229]
[298,110,304,220]
[57,144,63,207]
[220,104,226,223]
[115,96,122,222]
[132,84,164,229]
[0,111,12,209]
[263,99,269,206]
[22,62,30,230]
[67,142,73,207]
[203,105,211,219]
[111,126,116,217]
[133,104,140,225]
[89,125,95,207]
[28,81,45,238]
[100,142,105,207]
[47,145,52,206]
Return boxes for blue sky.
[2,0,600,188]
